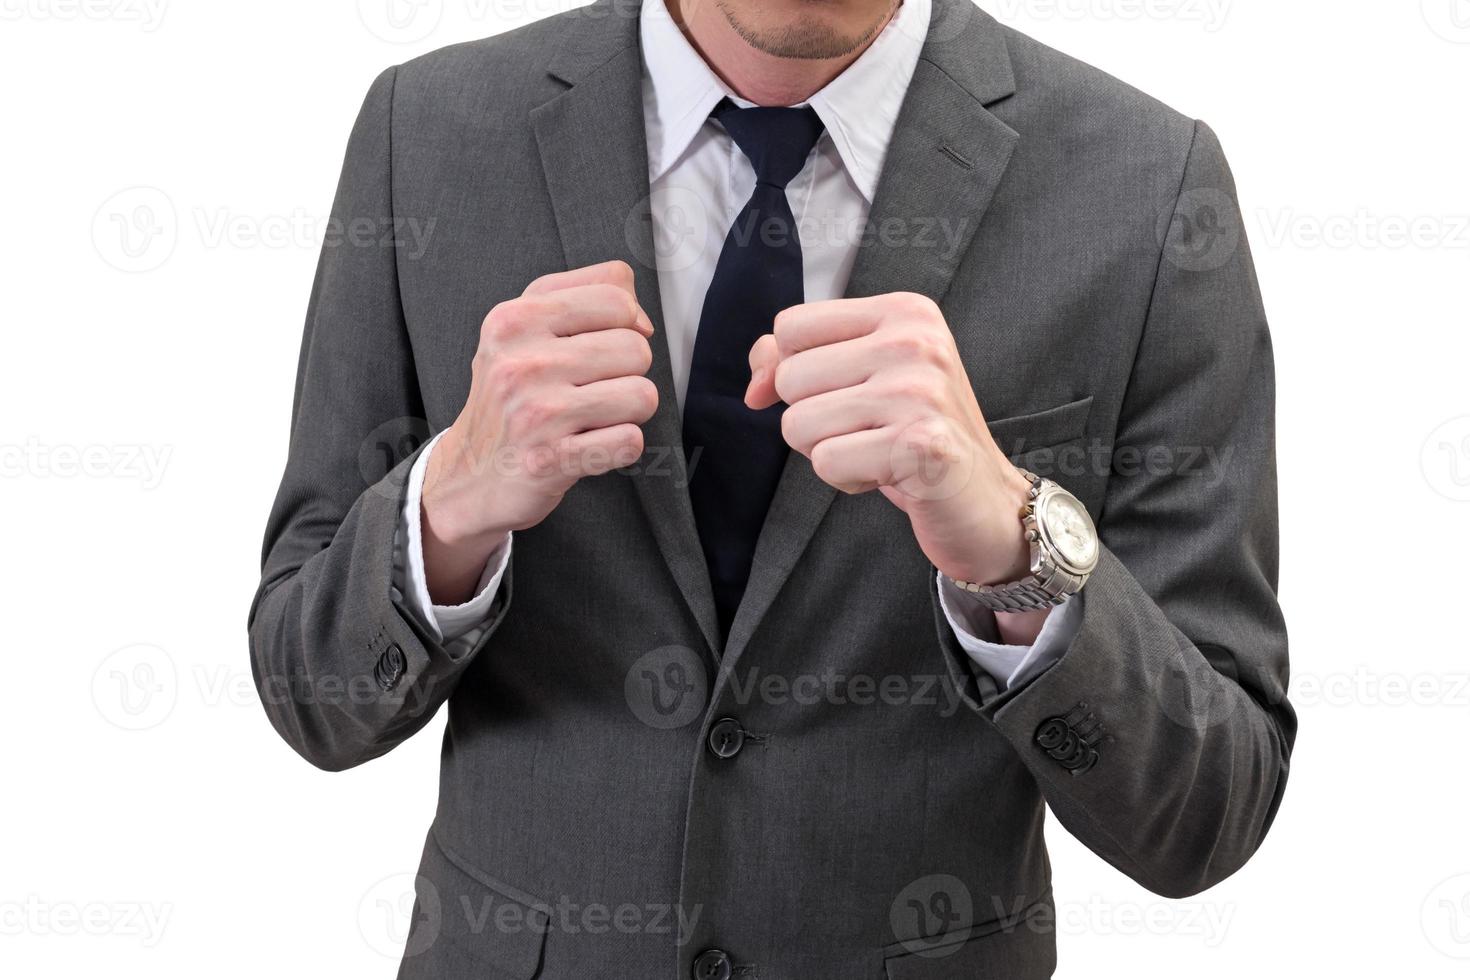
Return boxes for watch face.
[1042,492,1098,570]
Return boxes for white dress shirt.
[391,0,1081,688]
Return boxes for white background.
[2,0,1468,976]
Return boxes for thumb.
[744,334,781,410]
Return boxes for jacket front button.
[692,948,732,980]
[707,718,745,759]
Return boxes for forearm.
[971,548,1291,897]
[251,451,477,770]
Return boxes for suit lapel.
[722,0,1021,664]
[530,5,723,659]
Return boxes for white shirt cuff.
[395,431,512,646]
[935,570,1084,691]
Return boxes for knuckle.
[772,313,799,354]
[595,425,644,472]
[917,333,952,368]
[617,423,645,456]
[629,334,654,373]
[480,304,508,341]
[884,331,926,359]
[894,291,940,320]
[488,351,544,391]
[525,269,560,294]
[905,416,957,456]
[772,359,796,400]
[631,378,659,418]
[483,299,534,340]
[779,406,809,452]
[585,284,638,326]
[520,395,565,431]
[514,396,564,434]
[884,329,948,366]
[779,411,799,448]
[809,441,840,483]
[888,376,932,405]
[606,259,635,289]
[588,281,623,305]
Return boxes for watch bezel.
[1030,481,1099,578]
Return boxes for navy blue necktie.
[683,99,826,641]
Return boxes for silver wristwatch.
[951,469,1099,612]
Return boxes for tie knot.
[713,99,825,190]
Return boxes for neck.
[666,0,898,106]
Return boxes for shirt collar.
[639,0,931,203]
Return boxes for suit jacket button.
[374,643,406,691]
[707,718,745,759]
[692,948,732,980]
[1035,717,1070,751]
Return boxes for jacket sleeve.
[247,67,510,772]
[942,120,1296,898]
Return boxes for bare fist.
[421,260,658,602]
[745,292,1033,593]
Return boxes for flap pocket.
[987,396,1094,458]
[409,830,550,979]
[884,893,1056,980]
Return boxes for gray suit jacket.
[248,1,1295,976]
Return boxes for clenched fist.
[421,260,658,603]
[745,293,1043,634]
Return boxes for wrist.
[421,427,513,548]
[420,431,513,605]
[948,466,1099,618]
[420,506,505,606]
[942,462,1033,586]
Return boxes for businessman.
[249,0,1295,976]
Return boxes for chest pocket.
[988,395,1093,458]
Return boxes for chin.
[716,0,894,60]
